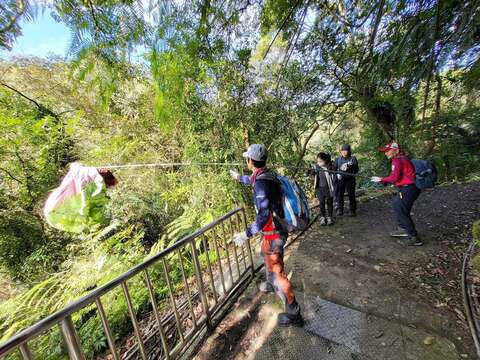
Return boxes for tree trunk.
[358,88,396,140]
[424,74,442,156]
[292,122,321,178]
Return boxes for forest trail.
[194,181,480,359]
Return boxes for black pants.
[392,184,421,237]
[317,191,334,218]
[337,177,356,213]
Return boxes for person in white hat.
[230,144,303,326]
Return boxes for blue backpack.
[276,175,310,232]
[411,159,437,190]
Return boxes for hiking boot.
[398,236,423,247]
[389,229,409,237]
[278,301,304,327]
[277,312,304,326]
[319,217,327,226]
[259,281,274,293]
[326,217,334,226]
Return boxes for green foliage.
[0,211,44,279]
[150,49,190,132]
[0,110,75,209]
[473,220,480,244]
[0,226,146,355]
[260,0,299,37]
[0,0,36,50]
[1,0,480,357]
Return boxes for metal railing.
[0,207,255,360]
[462,241,480,357]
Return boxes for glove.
[370,176,382,183]
[229,170,240,180]
[233,232,248,246]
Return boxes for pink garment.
[43,162,104,223]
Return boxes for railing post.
[191,242,212,329]
[176,249,197,329]
[211,228,227,295]
[162,258,185,343]
[220,222,234,287]
[60,316,86,360]
[201,235,218,304]
[19,343,33,360]
[121,282,148,360]
[228,217,242,279]
[235,212,248,271]
[95,298,120,360]
[143,269,170,359]
[242,209,255,276]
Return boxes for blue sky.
[0,11,70,59]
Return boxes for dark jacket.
[334,155,359,180]
[239,168,284,237]
[307,163,337,197]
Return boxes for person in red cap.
[370,142,423,246]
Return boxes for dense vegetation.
[0,0,479,358]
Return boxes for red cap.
[379,142,400,152]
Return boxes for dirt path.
[194,181,480,359]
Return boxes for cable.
[98,162,243,169]
[97,161,371,179]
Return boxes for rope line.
[96,161,370,178]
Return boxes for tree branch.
[368,0,386,53]
[0,0,27,47]
[87,0,105,34]
[263,0,303,60]
[293,106,339,177]
[0,167,23,184]
[0,82,58,119]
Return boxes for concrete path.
[194,183,480,359]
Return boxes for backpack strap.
[256,170,279,183]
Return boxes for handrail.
[462,240,480,357]
[0,206,252,359]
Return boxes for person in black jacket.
[334,144,359,216]
[308,152,337,226]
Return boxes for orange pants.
[261,236,296,306]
